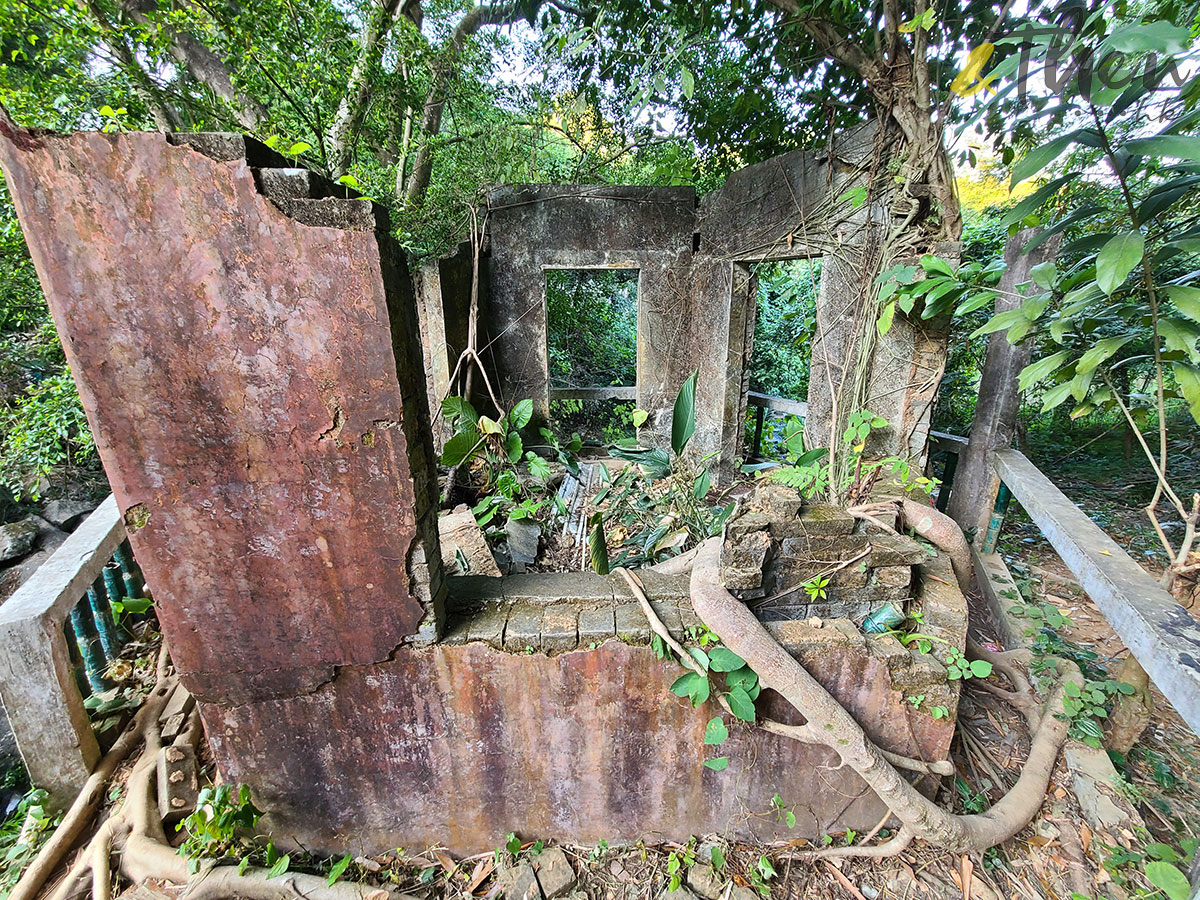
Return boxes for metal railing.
[0,496,149,804]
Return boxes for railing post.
[68,601,109,693]
[980,482,1012,555]
[935,451,959,513]
[752,406,765,459]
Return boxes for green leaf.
[441,396,479,426]
[1168,286,1200,324]
[725,666,758,692]
[588,514,609,575]
[525,452,551,480]
[703,756,729,771]
[708,647,746,672]
[877,300,896,337]
[999,175,1078,226]
[710,847,726,871]
[689,647,711,672]
[1029,261,1057,289]
[1017,351,1069,392]
[672,371,698,457]
[1173,363,1200,423]
[608,446,672,479]
[1106,20,1191,54]
[286,141,312,156]
[969,659,993,678]
[631,408,649,428]
[1096,233,1144,295]
[267,855,290,879]
[1144,861,1191,900]
[693,469,711,500]
[1011,131,1083,188]
[837,186,867,209]
[1125,134,1200,165]
[327,854,352,886]
[919,255,954,277]
[440,431,479,466]
[726,686,756,722]
[509,399,533,431]
[680,67,695,100]
[1077,335,1136,376]
[703,716,729,745]
[1161,318,1200,363]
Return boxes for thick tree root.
[674,536,1079,857]
[12,648,415,900]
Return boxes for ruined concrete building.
[0,119,965,853]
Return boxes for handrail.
[0,495,147,803]
[549,386,636,401]
[990,448,1200,736]
[746,392,808,417]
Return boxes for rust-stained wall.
[0,123,444,704]
[0,119,963,855]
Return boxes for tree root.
[663,535,1080,857]
[847,498,973,593]
[12,647,416,900]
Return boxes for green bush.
[0,371,95,500]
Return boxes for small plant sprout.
[802,575,830,602]
[945,648,993,681]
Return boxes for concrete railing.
[932,435,1200,737]
[0,496,149,804]
[548,386,637,401]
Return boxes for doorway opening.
[744,259,820,460]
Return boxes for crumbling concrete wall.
[0,125,445,703]
[417,122,957,475]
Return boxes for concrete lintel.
[0,495,123,803]
[992,448,1200,735]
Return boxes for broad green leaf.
[792,447,827,467]
[478,415,503,435]
[1160,318,1200,363]
[726,686,756,722]
[999,174,1078,226]
[693,469,711,500]
[708,647,746,672]
[327,854,352,886]
[969,659,993,678]
[440,431,479,466]
[837,186,867,209]
[1125,134,1200,164]
[1017,351,1069,392]
[631,408,649,427]
[525,452,551,480]
[441,396,478,426]
[689,647,711,672]
[877,300,896,337]
[1168,286,1200,324]
[608,446,672,479]
[1096,233,1144,295]
[588,514,609,575]
[954,290,996,316]
[1030,261,1056,289]
[680,67,695,100]
[287,141,312,156]
[504,430,523,462]
[1174,363,1200,423]
[1144,861,1191,900]
[1105,20,1191,54]
[724,666,758,692]
[508,399,533,430]
[919,254,954,277]
[671,371,697,456]
[1041,380,1075,412]
[267,855,290,879]
[1010,131,1082,188]
[703,716,729,746]
[703,756,729,771]
[969,307,1025,340]
[1077,335,1136,376]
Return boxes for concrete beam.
[991,448,1200,735]
[0,496,124,803]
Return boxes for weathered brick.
[504,606,542,652]
[577,606,616,645]
[466,605,509,648]
[614,602,650,643]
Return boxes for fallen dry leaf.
[467,857,494,894]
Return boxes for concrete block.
[867,533,928,566]
[577,607,615,645]
[504,606,542,652]
[466,605,509,648]
[157,744,199,826]
[533,847,576,898]
[614,603,650,643]
[541,606,578,652]
[503,572,614,606]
